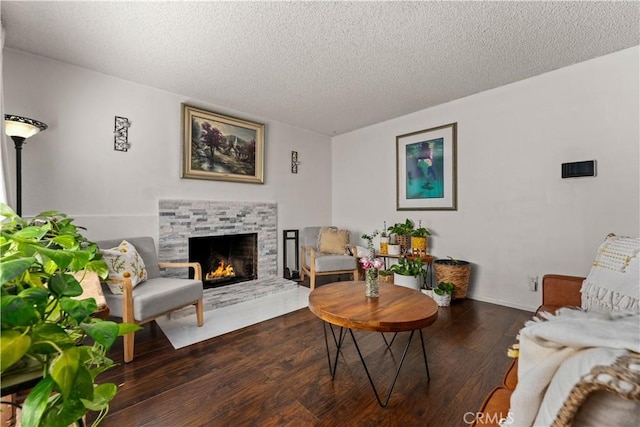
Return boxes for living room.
[1,2,639,425]
[2,2,638,313]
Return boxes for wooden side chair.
[300,226,359,290]
[96,236,204,363]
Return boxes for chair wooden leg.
[196,299,204,326]
[310,272,316,290]
[123,332,135,363]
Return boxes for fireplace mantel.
[158,200,277,280]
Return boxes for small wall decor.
[182,104,265,184]
[396,122,457,210]
[291,151,300,173]
[114,116,130,152]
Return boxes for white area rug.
[156,279,310,349]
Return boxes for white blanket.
[505,308,640,426]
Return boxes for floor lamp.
[4,115,48,216]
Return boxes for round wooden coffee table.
[308,281,438,407]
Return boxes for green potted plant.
[410,222,431,254]
[388,256,425,290]
[434,256,471,299]
[433,282,456,306]
[0,204,139,426]
[387,219,414,253]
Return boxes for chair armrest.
[349,244,358,257]
[108,277,135,323]
[159,262,202,280]
[542,274,585,307]
[302,245,316,258]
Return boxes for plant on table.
[411,225,431,237]
[387,219,415,236]
[0,203,140,426]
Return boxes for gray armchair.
[96,237,204,363]
[300,227,359,290]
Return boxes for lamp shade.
[4,114,48,139]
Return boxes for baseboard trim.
[467,294,537,313]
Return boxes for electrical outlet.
[527,275,538,292]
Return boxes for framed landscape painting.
[396,122,457,210]
[182,104,264,184]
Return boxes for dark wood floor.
[90,293,532,427]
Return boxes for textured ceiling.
[2,1,639,136]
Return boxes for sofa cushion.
[317,227,350,254]
[96,237,161,279]
[101,240,148,294]
[314,254,357,272]
[102,277,203,320]
[581,234,639,312]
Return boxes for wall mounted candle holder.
[114,116,130,151]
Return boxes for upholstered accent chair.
[300,227,359,290]
[96,236,204,363]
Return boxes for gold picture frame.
[182,104,264,184]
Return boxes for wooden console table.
[308,281,438,407]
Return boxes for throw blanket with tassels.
[504,308,640,426]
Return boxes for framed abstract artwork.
[182,104,265,184]
[396,122,457,210]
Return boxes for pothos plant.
[434,282,456,296]
[0,204,140,427]
[387,219,414,236]
[388,256,425,277]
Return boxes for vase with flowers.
[360,230,384,297]
[360,255,385,298]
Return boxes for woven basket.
[395,235,411,254]
[379,273,394,284]
[434,259,471,299]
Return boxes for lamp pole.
[11,136,26,216]
[4,114,48,216]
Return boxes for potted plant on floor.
[433,282,456,307]
[434,256,471,299]
[0,204,140,426]
[388,256,425,290]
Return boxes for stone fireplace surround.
[158,200,277,281]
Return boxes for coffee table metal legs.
[321,323,430,408]
[322,322,347,378]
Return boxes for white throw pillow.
[102,240,148,294]
[581,234,640,313]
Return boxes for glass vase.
[365,269,380,298]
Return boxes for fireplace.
[189,233,258,288]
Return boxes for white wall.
[2,49,333,275]
[332,47,640,311]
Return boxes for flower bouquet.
[360,255,385,298]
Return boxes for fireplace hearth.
[189,233,257,288]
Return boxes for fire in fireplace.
[189,233,257,288]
